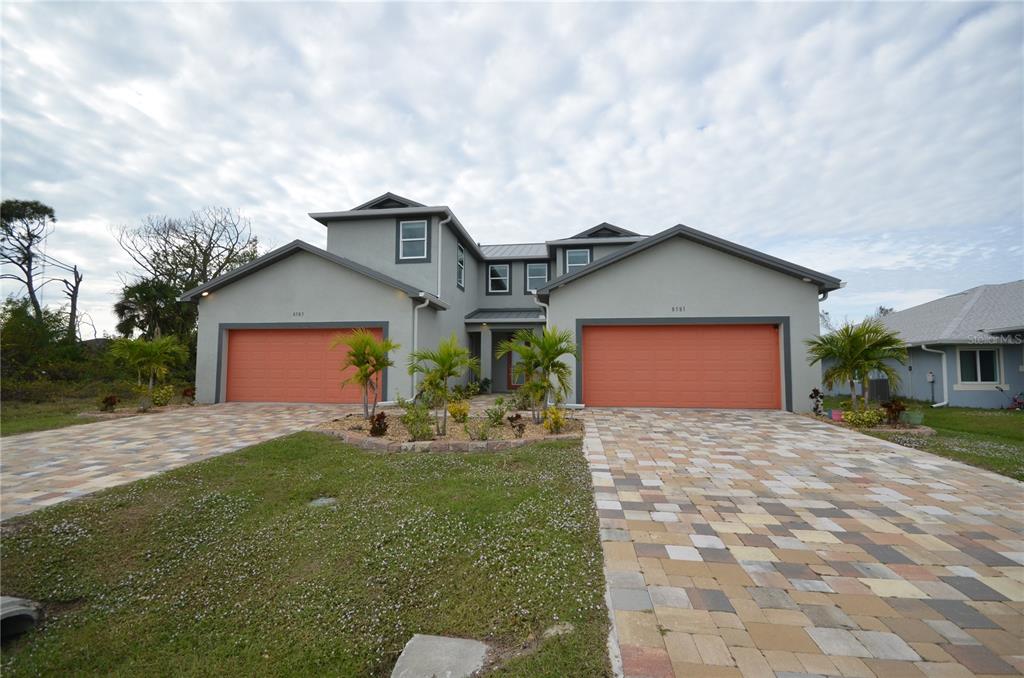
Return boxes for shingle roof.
[880,280,1024,345]
[464,308,546,323]
[479,243,549,259]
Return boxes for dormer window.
[565,248,591,275]
[398,220,428,260]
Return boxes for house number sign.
[671,306,685,312]
[292,311,304,317]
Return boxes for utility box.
[868,378,891,403]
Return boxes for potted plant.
[901,408,925,426]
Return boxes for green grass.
[822,396,1024,481]
[0,433,610,677]
[0,398,100,436]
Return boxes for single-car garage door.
[582,324,781,409]
[226,327,381,403]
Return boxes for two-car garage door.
[225,327,379,403]
[581,324,781,409]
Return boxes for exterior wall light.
[201,291,210,297]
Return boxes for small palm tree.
[332,329,399,419]
[498,326,577,423]
[408,333,480,435]
[806,319,907,409]
[110,335,187,399]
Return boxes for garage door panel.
[226,327,381,403]
[582,324,780,409]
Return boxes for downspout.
[411,294,431,397]
[437,213,452,300]
[531,292,549,330]
[920,344,948,408]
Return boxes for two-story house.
[181,192,842,411]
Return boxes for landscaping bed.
[317,411,583,451]
[0,432,610,676]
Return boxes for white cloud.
[1,2,1021,335]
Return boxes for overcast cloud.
[2,2,1021,336]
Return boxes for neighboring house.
[867,281,1023,408]
[181,192,842,412]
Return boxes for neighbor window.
[488,264,510,293]
[525,262,548,293]
[959,348,998,383]
[456,243,465,289]
[398,220,427,260]
[565,248,591,275]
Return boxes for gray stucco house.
[181,192,842,412]
[869,281,1023,408]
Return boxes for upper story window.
[958,348,999,383]
[398,220,428,260]
[488,263,510,294]
[565,248,591,275]
[525,262,548,293]
[456,243,465,289]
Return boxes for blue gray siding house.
[828,281,1024,408]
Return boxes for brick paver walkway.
[586,408,1023,678]
[1,402,347,520]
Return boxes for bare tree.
[114,207,259,290]
[60,263,84,342]
[1,200,56,321]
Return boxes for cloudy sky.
[2,2,1021,337]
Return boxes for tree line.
[1,199,260,400]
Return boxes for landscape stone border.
[320,428,581,452]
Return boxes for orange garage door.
[226,327,381,403]
[582,324,781,409]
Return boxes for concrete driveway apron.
[1,402,346,520]
[585,408,1023,678]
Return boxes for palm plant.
[407,333,480,435]
[806,319,907,409]
[497,326,577,423]
[110,335,187,396]
[332,329,399,419]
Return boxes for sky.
[2,2,1021,338]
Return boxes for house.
[871,281,1023,408]
[180,192,842,412]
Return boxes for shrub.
[182,386,196,403]
[464,419,491,441]
[447,400,470,424]
[450,381,480,401]
[507,413,526,438]
[542,406,566,434]
[369,412,388,437]
[881,399,906,426]
[511,388,534,412]
[478,377,492,394]
[484,397,508,427]
[151,384,176,407]
[398,398,434,441]
[844,407,885,428]
[99,394,119,412]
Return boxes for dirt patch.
[319,411,583,443]
[79,403,209,420]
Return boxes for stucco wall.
[545,236,823,412]
[194,250,429,403]
[324,215,440,294]
[475,260,552,309]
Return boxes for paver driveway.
[585,408,1024,678]
[1,403,347,520]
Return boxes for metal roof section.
[464,308,546,323]
[479,243,549,260]
[179,239,448,309]
[880,280,1024,344]
[351,192,425,210]
[537,223,843,297]
[570,222,642,238]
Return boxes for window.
[525,262,548,293]
[456,243,465,289]
[959,348,999,383]
[398,220,427,260]
[487,264,510,294]
[565,248,591,275]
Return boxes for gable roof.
[879,280,1024,345]
[570,222,641,239]
[537,223,842,297]
[178,239,448,309]
[351,192,425,210]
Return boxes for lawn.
[823,396,1024,481]
[0,433,610,677]
[0,398,100,436]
